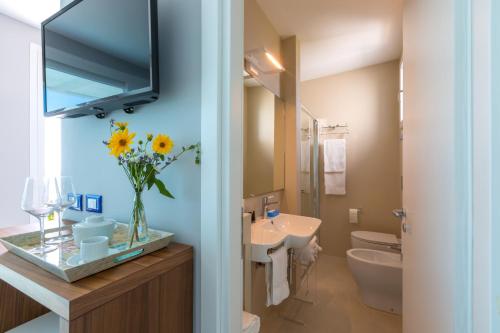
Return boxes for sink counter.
[251,213,321,263]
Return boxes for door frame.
[455,0,473,331]
[200,0,244,332]
[471,0,492,331]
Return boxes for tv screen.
[42,0,158,118]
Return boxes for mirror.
[243,80,285,198]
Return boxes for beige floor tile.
[259,254,402,333]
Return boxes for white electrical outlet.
[349,208,360,224]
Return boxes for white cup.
[85,215,105,224]
[80,236,109,263]
[73,218,117,247]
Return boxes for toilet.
[347,231,402,314]
[347,248,402,314]
[351,231,400,253]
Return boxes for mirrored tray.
[0,222,174,282]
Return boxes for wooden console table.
[0,224,193,333]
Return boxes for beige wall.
[301,60,402,257]
[280,36,301,214]
[244,0,280,57]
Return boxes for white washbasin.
[251,213,321,263]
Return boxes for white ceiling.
[0,0,59,28]
[256,0,403,81]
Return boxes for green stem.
[129,191,143,248]
[161,145,197,171]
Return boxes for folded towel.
[324,139,346,172]
[323,138,346,195]
[266,246,290,306]
[325,172,346,195]
[242,311,261,333]
[296,236,323,265]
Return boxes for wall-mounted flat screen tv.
[42,0,159,118]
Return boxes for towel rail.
[266,243,285,256]
[320,123,350,135]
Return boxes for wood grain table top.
[0,223,193,321]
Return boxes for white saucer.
[66,248,120,267]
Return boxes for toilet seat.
[351,231,399,246]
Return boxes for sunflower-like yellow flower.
[152,134,174,155]
[108,129,136,157]
[115,122,128,131]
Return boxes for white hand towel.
[324,139,346,172]
[296,235,323,265]
[242,311,261,333]
[324,138,346,195]
[265,246,290,306]
[325,172,346,195]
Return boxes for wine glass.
[46,176,76,244]
[21,177,57,254]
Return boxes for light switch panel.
[85,194,102,213]
[69,193,83,211]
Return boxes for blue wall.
[60,0,202,330]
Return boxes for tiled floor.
[259,254,402,333]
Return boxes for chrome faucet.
[262,195,279,218]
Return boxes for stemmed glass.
[46,176,76,244]
[20,177,57,254]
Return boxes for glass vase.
[128,191,149,248]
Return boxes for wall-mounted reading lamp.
[244,48,285,76]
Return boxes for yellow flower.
[152,134,174,155]
[108,129,136,157]
[115,122,128,131]
[147,133,154,141]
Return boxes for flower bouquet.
[104,120,200,248]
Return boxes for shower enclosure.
[300,106,320,218]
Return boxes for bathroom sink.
[250,221,286,263]
[272,214,322,249]
[251,213,321,263]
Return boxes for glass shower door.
[300,108,319,218]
